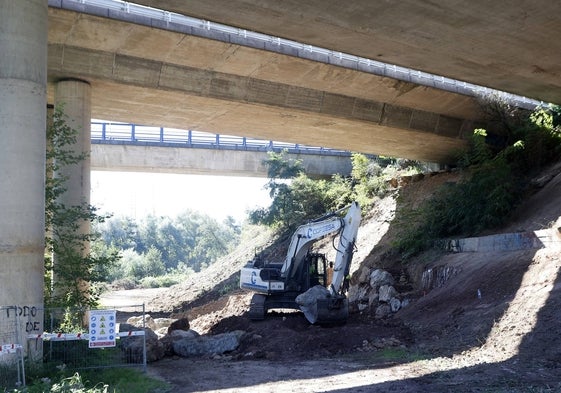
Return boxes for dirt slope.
[142,161,561,391]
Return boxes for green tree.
[98,210,240,276]
[248,150,305,229]
[45,106,119,310]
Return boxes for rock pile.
[348,268,409,319]
[121,314,244,363]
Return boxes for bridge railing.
[91,122,352,157]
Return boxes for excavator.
[239,202,361,324]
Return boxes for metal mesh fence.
[0,306,25,390]
[26,305,146,374]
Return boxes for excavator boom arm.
[329,201,361,295]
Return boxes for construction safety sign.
[88,309,116,348]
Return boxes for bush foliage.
[248,150,421,231]
[394,102,561,258]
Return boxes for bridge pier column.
[54,79,92,210]
[52,79,92,299]
[0,0,48,353]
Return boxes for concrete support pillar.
[54,80,92,211]
[52,80,92,300]
[0,0,48,351]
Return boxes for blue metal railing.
[91,122,353,157]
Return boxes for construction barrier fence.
[1,304,146,390]
[0,306,25,390]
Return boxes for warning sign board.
[88,309,116,348]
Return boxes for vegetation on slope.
[248,150,422,231]
[249,101,561,262]
[394,102,561,258]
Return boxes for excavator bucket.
[296,285,348,324]
[313,297,349,325]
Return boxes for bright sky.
[90,171,272,223]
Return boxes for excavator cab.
[304,253,327,288]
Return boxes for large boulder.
[378,285,398,303]
[172,330,245,357]
[369,269,395,291]
[167,317,190,335]
[160,329,199,357]
[119,323,165,363]
[295,285,331,324]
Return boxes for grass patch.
[81,368,168,393]
[343,347,430,365]
[17,368,168,393]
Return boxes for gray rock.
[378,285,398,303]
[295,285,330,306]
[170,329,199,339]
[119,324,165,363]
[295,285,330,324]
[389,297,401,312]
[369,269,395,291]
[375,303,391,319]
[172,330,245,357]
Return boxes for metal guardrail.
[48,0,545,110]
[91,122,354,157]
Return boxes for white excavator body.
[239,202,361,324]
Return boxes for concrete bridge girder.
[47,7,485,164]
[90,143,353,178]
[132,0,561,106]
[47,8,481,120]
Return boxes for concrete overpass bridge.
[91,122,355,177]
[1,0,558,346]
[45,0,550,164]
[47,0,493,165]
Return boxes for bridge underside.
[133,0,561,106]
[47,7,488,164]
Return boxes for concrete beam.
[90,143,353,179]
[132,0,561,105]
[47,8,484,163]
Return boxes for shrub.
[394,104,561,259]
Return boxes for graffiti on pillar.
[4,305,42,333]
